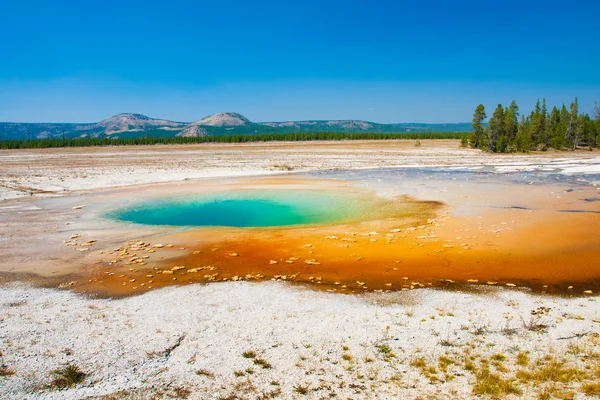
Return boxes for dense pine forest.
[0,131,468,149]
[468,98,600,152]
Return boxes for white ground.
[1,141,599,201]
[1,282,599,399]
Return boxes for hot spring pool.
[108,190,365,227]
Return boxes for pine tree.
[487,104,504,152]
[548,106,561,149]
[566,97,579,149]
[595,102,600,145]
[540,98,548,148]
[580,113,596,148]
[470,104,487,149]
[515,115,531,152]
[530,99,542,147]
[556,104,570,149]
[502,100,519,152]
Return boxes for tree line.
[468,98,600,152]
[0,131,469,149]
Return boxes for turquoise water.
[108,190,360,227]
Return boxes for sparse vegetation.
[517,356,584,384]
[376,343,394,357]
[294,384,309,395]
[50,364,86,389]
[271,163,293,171]
[242,350,256,359]
[195,368,214,377]
[516,352,529,367]
[0,365,15,376]
[473,367,521,396]
[253,358,272,369]
[410,357,427,369]
[583,381,600,396]
[438,356,455,372]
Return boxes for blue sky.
[1,0,599,123]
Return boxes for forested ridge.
[0,131,468,149]
[468,98,600,152]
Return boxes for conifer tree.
[529,99,542,147]
[580,114,596,148]
[515,114,531,152]
[470,104,487,149]
[487,104,504,152]
[548,106,561,148]
[595,102,600,145]
[540,98,548,148]
[557,104,570,148]
[566,97,579,149]
[502,100,519,151]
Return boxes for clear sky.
[1,0,599,123]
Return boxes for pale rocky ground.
[1,283,599,399]
[1,141,600,399]
[1,140,599,201]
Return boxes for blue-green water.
[108,190,361,227]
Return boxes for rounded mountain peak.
[194,112,251,127]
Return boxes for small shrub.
[294,384,309,395]
[0,365,15,376]
[253,358,272,369]
[376,344,394,357]
[195,369,214,377]
[50,364,86,389]
[342,354,353,361]
[172,386,191,399]
[242,350,256,359]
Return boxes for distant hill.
[0,112,472,140]
[91,113,185,134]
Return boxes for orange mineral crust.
[80,185,600,297]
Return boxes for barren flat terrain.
[1,140,600,399]
[2,140,599,200]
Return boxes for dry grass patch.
[0,364,15,376]
[242,350,256,359]
[517,356,585,384]
[195,368,214,377]
[49,364,86,389]
[253,358,272,369]
[473,367,521,397]
[516,351,529,367]
[582,381,600,396]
